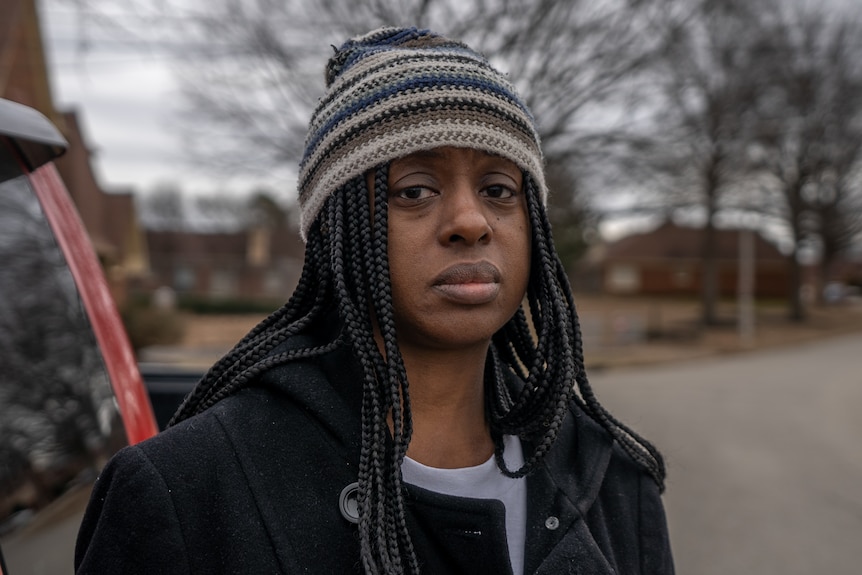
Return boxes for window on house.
[608,264,640,293]
[263,269,283,297]
[173,266,195,293]
[210,269,238,298]
[673,267,692,288]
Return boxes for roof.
[146,228,305,262]
[0,0,63,127]
[604,221,787,262]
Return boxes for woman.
[76,27,673,574]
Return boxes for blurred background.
[4,0,859,354]
[2,0,861,573]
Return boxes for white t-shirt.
[401,435,527,575]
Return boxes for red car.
[0,98,158,574]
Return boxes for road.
[589,332,862,575]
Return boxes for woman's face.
[384,146,531,353]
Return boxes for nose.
[438,183,492,246]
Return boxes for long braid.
[368,165,419,574]
[324,181,391,573]
[488,175,666,490]
[532,182,667,489]
[341,180,394,574]
[320,173,419,574]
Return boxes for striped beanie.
[297,26,547,240]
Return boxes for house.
[51,111,150,303]
[3,0,307,310]
[600,221,790,298]
[144,227,305,304]
[0,0,62,128]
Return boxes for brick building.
[1,0,149,305]
[144,227,304,304]
[599,222,791,298]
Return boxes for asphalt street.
[589,331,862,575]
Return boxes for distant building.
[51,112,150,303]
[598,222,790,298]
[144,227,304,303]
[1,0,149,305]
[0,0,62,128]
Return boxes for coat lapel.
[523,405,616,574]
[218,338,367,573]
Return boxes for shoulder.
[589,437,674,574]
[133,337,364,477]
[562,403,674,573]
[135,386,276,464]
[541,399,666,516]
[522,402,673,574]
[563,399,662,489]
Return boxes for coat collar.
[259,334,617,514]
[254,334,618,574]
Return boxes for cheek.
[511,222,532,288]
[386,221,421,294]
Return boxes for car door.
[0,99,158,574]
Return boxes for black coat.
[75,338,674,574]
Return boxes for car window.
[0,157,128,573]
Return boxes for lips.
[432,261,502,304]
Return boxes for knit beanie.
[297,26,547,240]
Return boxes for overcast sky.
[41,1,288,198]
[40,0,855,241]
[44,6,177,190]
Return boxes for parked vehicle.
[139,363,203,430]
[0,98,158,574]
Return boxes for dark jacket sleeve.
[75,445,191,574]
[639,472,675,575]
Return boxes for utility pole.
[738,228,755,347]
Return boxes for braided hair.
[169,164,666,575]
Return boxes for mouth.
[432,261,502,305]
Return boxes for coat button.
[545,516,560,530]
[339,482,360,524]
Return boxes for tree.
[246,188,290,230]
[139,183,186,231]
[749,6,862,318]
[167,0,670,169]
[649,0,768,325]
[544,162,597,270]
[190,188,294,232]
[193,193,246,232]
[801,21,862,302]
[56,0,677,271]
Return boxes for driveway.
[589,332,862,575]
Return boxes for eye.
[395,186,436,201]
[481,184,517,200]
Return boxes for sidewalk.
[576,295,862,369]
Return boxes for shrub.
[121,302,186,352]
